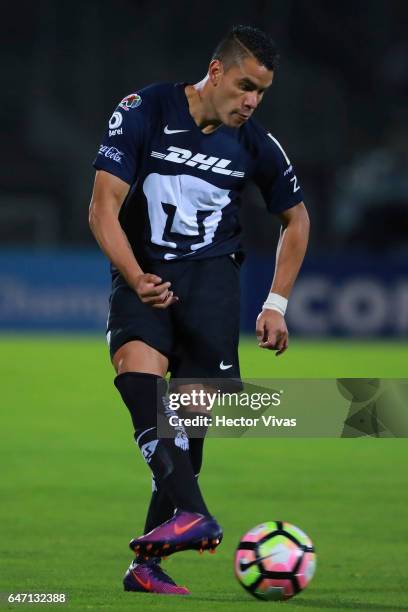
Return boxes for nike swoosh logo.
[132,570,151,591]
[164,125,189,134]
[174,517,202,535]
[220,361,233,370]
[239,553,277,572]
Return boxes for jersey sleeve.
[253,130,304,213]
[92,91,149,184]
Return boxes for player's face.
[210,56,273,127]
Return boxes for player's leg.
[114,268,222,559]
[109,273,206,507]
[115,347,222,559]
[107,280,204,592]
[113,342,214,591]
[112,339,175,532]
[109,338,187,594]
[113,340,209,516]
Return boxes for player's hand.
[255,309,288,355]
[134,273,179,309]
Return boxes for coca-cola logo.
[98,145,124,164]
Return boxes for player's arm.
[253,129,310,355]
[89,170,177,308]
[256,202,309,354]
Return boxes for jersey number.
[290,175,300,193]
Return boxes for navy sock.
[143,477,174,534]
[142,436,206,535]
[114,372,209,516]
[189,437,205,476]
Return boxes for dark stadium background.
[1,0,407,337]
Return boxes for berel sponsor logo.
[98,145,124,164]
[150,146,245,177]
[108,111,123,136]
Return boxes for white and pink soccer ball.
[234,521,316,601]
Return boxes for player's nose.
[243,92,258,110]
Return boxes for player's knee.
[112,340,168,377]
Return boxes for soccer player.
[89,25,309,595]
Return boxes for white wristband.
[262,292,288,316]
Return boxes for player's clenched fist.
[256,309,289,355]
[134,273,179,309]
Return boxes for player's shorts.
[107,255,241,381]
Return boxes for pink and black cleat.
[123,558,190,595]
[129,510,223,558]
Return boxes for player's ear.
[208,59,224,86]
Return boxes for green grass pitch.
[1,336,408,610]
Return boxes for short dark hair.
[212,25,279,71]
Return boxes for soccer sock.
[134,478,174,564]
[142,435,207,536]
[143,477,174,534]
[189,436,205,476]
[114,372,209,516]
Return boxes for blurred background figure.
[1,0,407,339]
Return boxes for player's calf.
[114,372,209,514]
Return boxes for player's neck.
[185,78,222,135]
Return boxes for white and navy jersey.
[93,82,303,263]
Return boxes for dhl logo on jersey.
[150,146,245,178]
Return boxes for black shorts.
[107,255,241,380]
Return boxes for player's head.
[209,25,278,127]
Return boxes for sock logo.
[175,431,189,451]
[141,440,158,463]
[163,396,189,451]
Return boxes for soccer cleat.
[129,510,223,558]
[123,558,190,595]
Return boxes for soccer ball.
[234,521,316,601]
